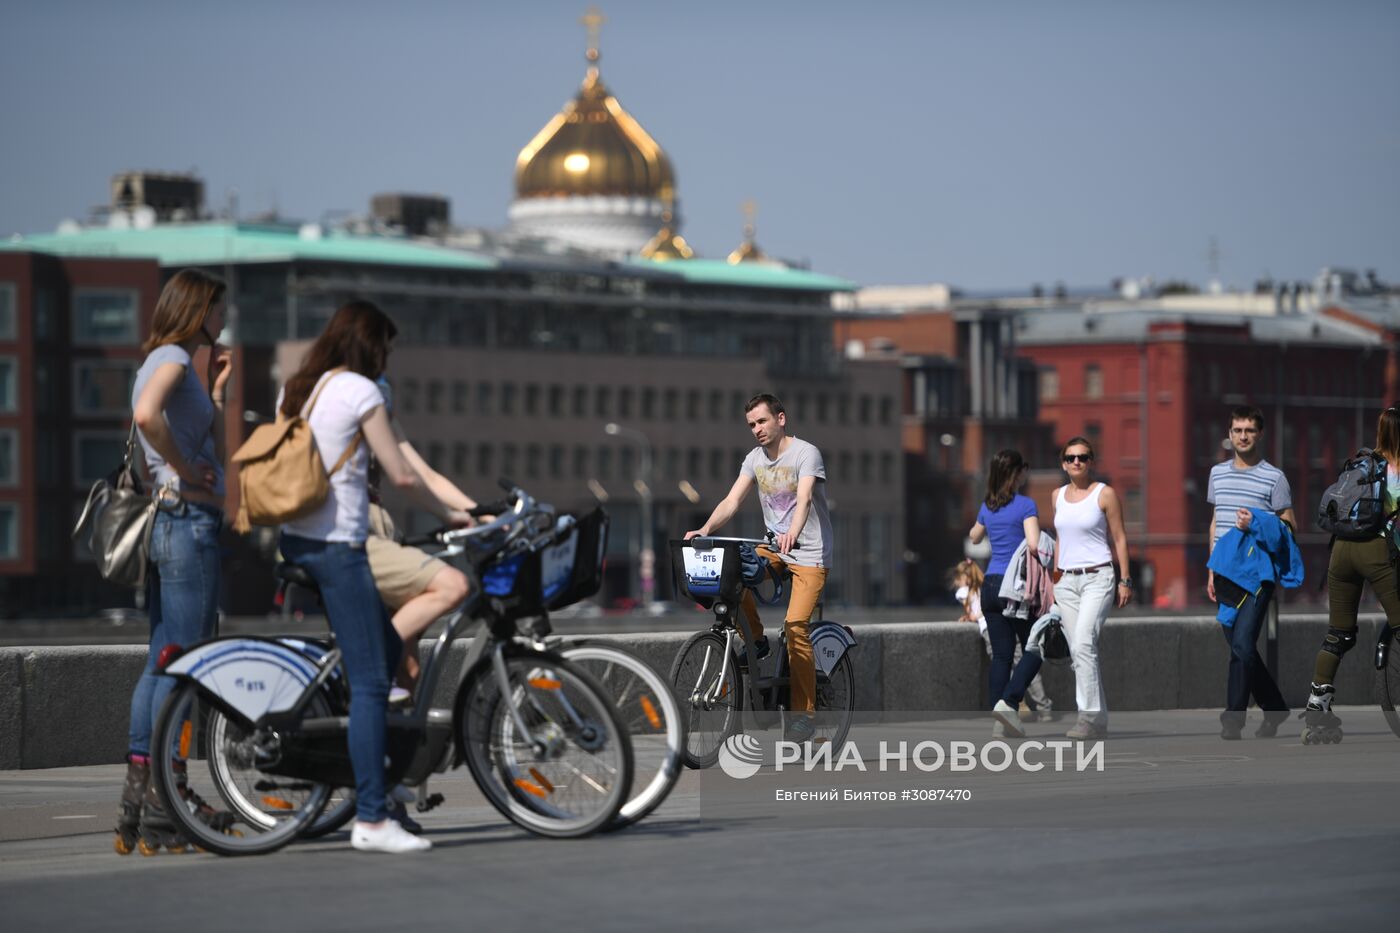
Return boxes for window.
[641,388,656,420]
[549,445,564,478]
[476,444,494,477]
[618,387,633,419]
[596,386,611,418]
[73,432,128,487]
[73,289,139,345]
[401,379,420,414]
[427,443,445,471]
[74,361,135,415]
[572,386,588,417]
[686,390,700,421]
[879,396,895,425]
[708,390,724,420]
[475,381,493,415]
[0,356,16,412]
[816,394,830,424]
[452,443,468,475]
[620,446,635,479]
[1084,420,1103,452]
[526,444,541,478]
[839,451,853,478]
[709,448,725,480]
[0,282,15,339]
[548,384,565,417]
[452,381,468,414]
[1040,367,1059,401]
[859,395,872,423]
[837,396,850,424]
[665,447,680,480]
[597,446,612,479]
[0,503,17,559]
[663,388,679,421]
[572,445,589,477]
[426,381,443,414]
[501,383,516,415]
[688,447,703,478]
[34,288,54,340]
[1124,488,1142,525]
[860,452,873,483]
[879,451,894,484]
[1084,365,1103,400]
[502,444,518,479]
[0,429,17,486]
[525,384,540,416]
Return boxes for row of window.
[0,502,16,559]
[0,282,140,346]
[1039,364,1102,402]
[418,441,898,487]
[396,377,898,427]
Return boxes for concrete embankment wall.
[1,616,1391,769]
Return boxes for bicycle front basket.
[669,538,746,608]
[542,508,609,611]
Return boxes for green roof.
[1,222,498,270]
[629,256,856,292]
[2,222,856,291]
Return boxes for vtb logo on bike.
[233,678,266,692]
[718,734,765,780]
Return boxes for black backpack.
[1317,449,1390,541]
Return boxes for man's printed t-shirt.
[741,437,833,568]
[1207,459,1292,543]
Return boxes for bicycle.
[145,484,634,856]
[667,536,857,769]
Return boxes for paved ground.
[2,710,1397,931]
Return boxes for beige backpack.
[230,370,361,533]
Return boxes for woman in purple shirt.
[969,449,1042,737]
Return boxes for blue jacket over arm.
[1207,509,1304,625]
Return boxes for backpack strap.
[300,367,347,419]
[327,432,362,477]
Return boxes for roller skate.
[171,760,238,836]
[113,755,148,855]
[1300,683,1343,745]
[137,782,191,855]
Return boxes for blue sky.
[2,0,1396,289]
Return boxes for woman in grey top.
[114,269,234,855]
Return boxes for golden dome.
[640,210,693,260]
[726,200,773,265]
[514,66,676,201]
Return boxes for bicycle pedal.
[416,793,445,813]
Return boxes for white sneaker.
[992,700,1025,738]
[991,719,1006,738]
[351,819,432,853]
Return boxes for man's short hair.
[744,393,785,417]
[1230,406,1265,431]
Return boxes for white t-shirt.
[279,371,384,544]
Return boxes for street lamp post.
[604,422,654,611]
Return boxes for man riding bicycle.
[685,393,833,743]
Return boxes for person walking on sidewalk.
[1206,405,1295,740]
[969,449,1045,738]
[1051,437,1131,740]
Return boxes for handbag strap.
[123,418,139,468]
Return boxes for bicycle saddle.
[274,562,320,593]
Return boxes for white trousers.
[1053,569,1116,726]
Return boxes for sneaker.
[1219,721,1243,741]
[387,800,423,835]
[351,820,431,853]
[783,714,816,744]
[1254,710,1290,739]
[991,719,1006,738]
[734,636,770,669]
[1066,720,1107,740]
[992,700,1025,738]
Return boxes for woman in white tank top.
[1052,436,1132,739]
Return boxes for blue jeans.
[128,501,222,757]
[279,533,401,823]
[983,575,1043,707]
[1220,582,1287,720]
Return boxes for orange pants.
[739,547,828,714]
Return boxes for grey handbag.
[73,422,158,589]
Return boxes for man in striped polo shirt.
[1206,405,1296,740]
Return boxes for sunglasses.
[1062,453,1093,464]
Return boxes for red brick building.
[1018,305,1396,607]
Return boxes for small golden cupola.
[727,200,778,265]
[639,207,693,260]
[509,8,680,255]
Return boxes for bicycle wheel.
[150,682,333,856]
[814,652,856,752]
[300,790,356,839]
[459,651,633,838]
[1379,627,1400,739]
[669,630,743,770]
[561,641,684,830]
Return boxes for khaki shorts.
[366,503,447,611]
